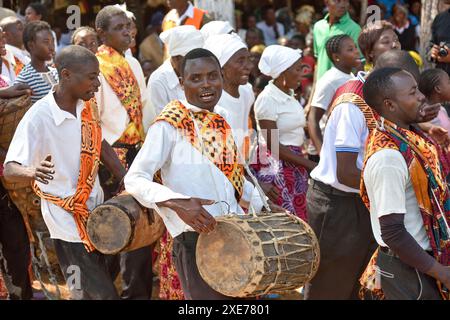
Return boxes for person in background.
[139,11,164,69]
[376,0,405,19]
[257,5,285,46]
[428,0,450,78]
[24,2,58,54]
[391,4,419,52]
[141,59,157,83]
[313,0,361,80]
[245,28,265,50]
[252,45,317,220]
[0,16,30,77]
[162,0,211,32]
[249,44,266,85]
[308,35,361,161]
[71,27,99,54]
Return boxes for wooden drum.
[87,193,165,255]
[196,213,320,297]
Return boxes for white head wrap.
[258,45,302,79]
[200,21,234,40]
[160,25,204,57]
[203,33,247,67]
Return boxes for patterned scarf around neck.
[32,99,102,252]
[96,45,144,146]
[360,118,450,299]
[155,100,244,201]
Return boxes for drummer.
[3,45,125,300]
[125,48,265,300]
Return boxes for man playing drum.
[125,48,265,300]
[3,45,125,300]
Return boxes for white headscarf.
[203,33,247,67]
[258,45,303,79]
[200,21,234,40]
[160,25,204,57]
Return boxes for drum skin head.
[196,220,256,297]
[87,204,132,255]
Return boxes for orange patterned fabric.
[32,99,102,252]
[13,56,24,76]
[155,100,244,200]
[96,45,144,146]
[359,119,450,300]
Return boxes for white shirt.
[310,101,368,193]
[95,54,156,145]
[254,80,306,147]
[311,67,353,111]
[4,92,104,243]
[307,67,353,156]
[5,44,31,65]
[363,149,431,251]
[124,99,264,238]
[215,83,255,152]
[147,59,185,115]
[165,2,195,27]
[256,21,285,46]
[1,48,17,85]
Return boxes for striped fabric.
[14,63,58,104]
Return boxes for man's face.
[247,16,257,29]
[386,72,426,125]
[66,60,101,101]
[29,29,55,61]
[100,13,131,53]
[3,20,25,48]
[264,9,276,25]
[326,0,349,19]
[130,19,137,49]
[245,30,262,49]
[73,30,99,54]
[25,6,41,23]
[223,48,253,86]
[181,57,223,111]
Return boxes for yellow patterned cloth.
[155,100,245,200]
[96,45,145,146]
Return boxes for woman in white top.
[251,45,316,221]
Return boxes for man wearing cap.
[147,25,204,115]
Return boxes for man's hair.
[54,45,98,77]
[418,68,447,98]
[27,2,47,20]
[325,34,352,61]
[23,20,52,52]
[95,5,127,31]
[181,48,221,77]
[358,20,395,64]
[363,67,404,113]
[0,16,20,32]
[71,26,97,44]
[374,50,419,82]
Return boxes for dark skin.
[28,29,55,72]
[157,56,224,233]
[72,30,99,54]
[368,29,401,65]
[222,48,253,98]
[97,13,131,55]
[25,6,42,23]
[3,59,126,186]
[325,0,349,25]
[263,8,277,26]
[336,72,441,189]
[259,58,317,172]
[375,71,450,289]
[1,17,25,49]
[309,37,361,152]
[166,0,189,16]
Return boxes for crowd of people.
[1,0,450,301]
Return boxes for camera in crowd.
[431,42,450,63]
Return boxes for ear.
[96,28,106,43]
[435,84,442,95]
[60,68,71,82]
[384,98,396,112]
[179,76,184,90]
[332,53,340,63]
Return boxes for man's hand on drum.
[159,198,217,233]
[33,154,55,184]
